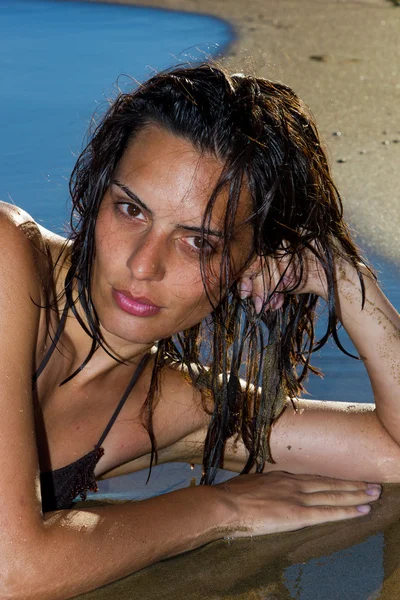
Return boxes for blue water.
[0,0,233,230]
[284,533,383,600]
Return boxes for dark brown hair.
[65,63,368,482]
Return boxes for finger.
[299,488,381,508]
[253,259,296,313]
[265,292,285,312]
[287,473,382,494]
[295,503,373,530]
[251,267,281,313]
[237,276,253,300]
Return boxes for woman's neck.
[58,299,155,384]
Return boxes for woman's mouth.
[112,289,162,317]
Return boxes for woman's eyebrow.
[178,224,223,239]
[113,180,153,216]
[113,179,222,238]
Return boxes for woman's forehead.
[114,124,252,228]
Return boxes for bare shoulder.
[0,201,45,261]
[100,362,210,478]
[0,202,49,360]
[0,200,67,261]
[0,200,33,222]
[158,361,210,429]
[0,201,73,307]
[0,202,43,288]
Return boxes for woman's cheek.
[169,263,204,299]
[172,267,221,309]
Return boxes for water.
[0,0,233,230]
[284,534,384,600]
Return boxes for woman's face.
[92,124,252,348]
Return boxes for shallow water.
[77,484,400,600]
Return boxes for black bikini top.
[34,301,150,513]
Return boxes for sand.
[69,1,400,598]
[82,0,400,268]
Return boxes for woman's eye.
[117,202,145,220]
[186,236,214,254]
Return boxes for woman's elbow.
[0,525,55,600]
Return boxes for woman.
[1,63,399,599]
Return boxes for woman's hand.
[238,253,294,314]
[238,242,342,313]
[215,471,381,537]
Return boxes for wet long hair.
[65,63,369,482]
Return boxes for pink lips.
[112,289,162,317]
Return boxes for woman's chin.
[98,315,161,348]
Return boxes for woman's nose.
[126,231,166,281]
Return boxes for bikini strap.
[32,299,70,386]
[94,352,152,450]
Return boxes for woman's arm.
[334,260,400,445]
[226,256,400,481]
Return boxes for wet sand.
[72,1,400,598]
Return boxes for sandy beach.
[82,0,400,268]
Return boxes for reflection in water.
[381,502,400,599]
[77,485,400,599]
[284,535,383,599]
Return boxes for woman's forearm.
[9,486,227,600]
[335,261,400,444]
